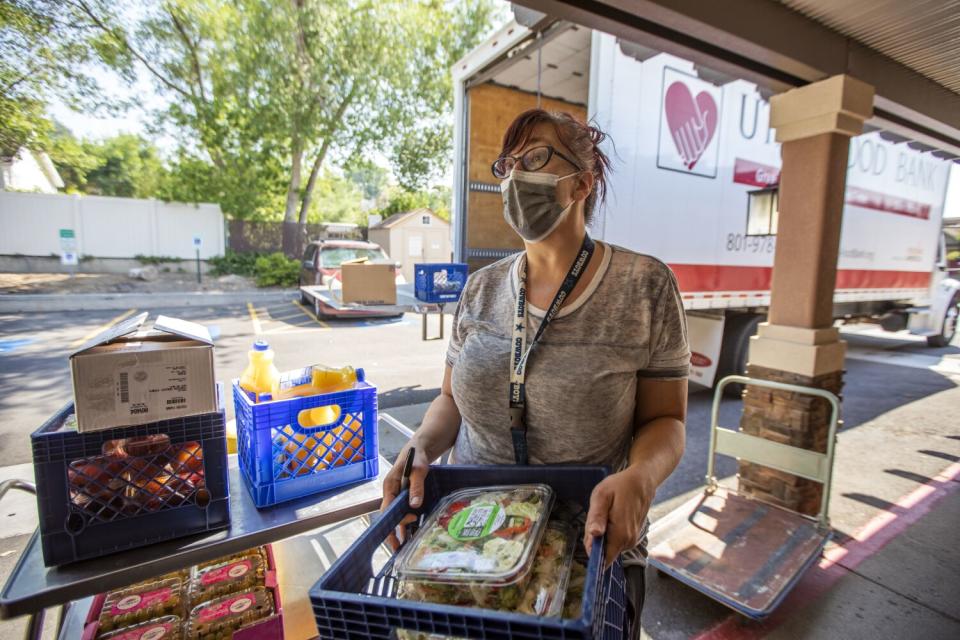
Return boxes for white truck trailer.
[451,18,959,388]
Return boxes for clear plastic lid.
[396,520,575,639]
[516,521,576,617]
[187,552,264,606]
[98,578,182,633]
[186,587,273,639]
[98,615,182,640]
[394,484,554,587]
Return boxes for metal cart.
[0,415,422,640]
[648,375,841,619]
[299,284,448,341]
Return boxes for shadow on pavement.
[379,385,440,410]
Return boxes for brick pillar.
[738,76,874,516]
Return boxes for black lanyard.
[509,234,595,464]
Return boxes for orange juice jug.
[239,340,281,402]
[298,366,361,427]
[310,365,358,393]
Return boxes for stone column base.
[738,324,844,515]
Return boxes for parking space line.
[291,300,330,330]
[263,311,303,322]
[70,308,137,347]
[247,302,263,335]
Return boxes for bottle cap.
[252,340,270,351]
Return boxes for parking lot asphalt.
[0,303,450,467]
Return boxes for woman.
[381,109,690,637]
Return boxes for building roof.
[370,208,448,229]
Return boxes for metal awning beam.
[512,0,960,156]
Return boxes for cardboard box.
[340,262,397,305]
[70,313,217,432]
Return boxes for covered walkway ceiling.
[512,0,960,157]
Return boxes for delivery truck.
[450,17,960,388]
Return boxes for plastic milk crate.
[310,465,627,640]
[31,403,230,567]
[414,263,468,303]
[233,367,379,508]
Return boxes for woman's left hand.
[583,467,655,568]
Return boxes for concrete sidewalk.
[641,382,960,640]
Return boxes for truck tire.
[927,293,959,347]
[715,313,764,398]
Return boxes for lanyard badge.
[509,234,595,464]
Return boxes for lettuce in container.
[394,485,578,640]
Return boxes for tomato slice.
[494,516,532,538]
[438,500,471,528]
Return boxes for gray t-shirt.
[446,241,690,470]
[444,242,689,566]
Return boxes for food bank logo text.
[658,67,722,178]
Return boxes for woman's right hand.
[380,441,432,550]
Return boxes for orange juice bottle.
[310,365,359,393]
[296,366,361,427]
[239,340,281,402]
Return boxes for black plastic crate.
[31,403,230,566]
[310,465,627,640]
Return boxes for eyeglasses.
[491,145,582,179]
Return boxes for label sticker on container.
[416,551,495,573]
[108,622,175,640]
[448,503,505,540]
[110,588,172,616]
[200,559,251,586]
[115,363,191,416]
[197,593,254,622]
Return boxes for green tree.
[376,185,451,222]
[71,0,499,250]
[1,0,128,154]
[47,122,98,191]
[344,158,389,201]
[46,125,171,198]
[83,134,167,197]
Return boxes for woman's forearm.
[626,416,685,495]
[409,392,461,461]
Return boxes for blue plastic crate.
[31,403,230,567]
[234,368,379,508]
[414,263,468,303]
[310,465,628,640]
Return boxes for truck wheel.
[300,289,310,307]
[715,314,763,398]
[927,294,959,347]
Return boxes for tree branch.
[1,71,34,98]
[297,83,358,224]
[168,9,208,105]
[71,0,193,100]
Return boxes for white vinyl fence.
[0,192,225,260]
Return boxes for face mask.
[500,170,579,243]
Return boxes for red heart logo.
[664,81,718,170]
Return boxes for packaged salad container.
[394,484,554,593]
[397,519,576,640]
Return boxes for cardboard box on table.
[70,313,217,432]
[339,262,397,305]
